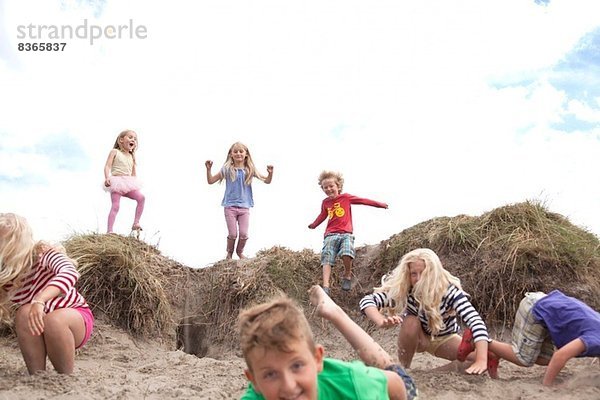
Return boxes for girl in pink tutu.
[103,129,145,234]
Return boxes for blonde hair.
[221,142,265,185]
[377,248,462,335]
[0,213,73,324]
[238,295,315,371]
[113,129,138,165]
[318,170,344,192]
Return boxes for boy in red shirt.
[308,171,388,295]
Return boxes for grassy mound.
[64,234,180,339]
[370,200,600,326]
[3,200,598,351]
[192,246,320,351]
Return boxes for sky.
[1,0,599,268]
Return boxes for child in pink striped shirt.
[0,213,94,374]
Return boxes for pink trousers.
[224,206,249,239]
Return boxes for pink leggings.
[224,206,249,239]
[107,190,145,233]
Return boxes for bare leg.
[309,286,410,400]
[322,264,332,288]
[341,255,353,280]
[489,340,528,366]
[15,305,47,373]
[434,335,463,360]
[43,309,86,374]
[309,285,393,368]
[397,315,428,368]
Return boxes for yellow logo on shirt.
[327,202,345,219]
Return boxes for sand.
[1,318,599,400]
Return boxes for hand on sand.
[379,315,403,328]
[465,359,487,375]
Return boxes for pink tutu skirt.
[103,175,142,195]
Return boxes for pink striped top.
[6,249,88,312]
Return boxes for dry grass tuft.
[371,200,600,326]
[195,246,320,351]
[64,233,176,339]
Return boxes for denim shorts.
[385,364,418,400]
[320,233,355,266]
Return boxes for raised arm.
[205,160,223,184]
[263,165,274,184]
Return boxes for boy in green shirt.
[239,286,418,400]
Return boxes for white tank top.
[111,150,134,176]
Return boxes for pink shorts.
[75,307,94,349]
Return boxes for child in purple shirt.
[463,290,600,385]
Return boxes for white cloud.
[1,0,600,267]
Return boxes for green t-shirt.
[241,358,389,399]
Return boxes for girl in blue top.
[206,142,273,259]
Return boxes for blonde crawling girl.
[205,142,273,259]
[0,213,93,374]
[360,248,498,377]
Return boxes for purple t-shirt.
[532,290,600,357]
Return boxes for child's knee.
[42,312,71,337]
[514,350,537,367]
[14,306,31,330]
[399,316,421,336]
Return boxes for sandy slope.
[1,318,599,400]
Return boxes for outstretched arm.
[363,306,403,328]
[263,165,274,184]
[205,160,222,184]
[543,338,585,386]
[348,195,388,209]
[360,292,402,328]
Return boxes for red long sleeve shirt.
[309,193,387,236]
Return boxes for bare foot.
[308,285,339,320]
